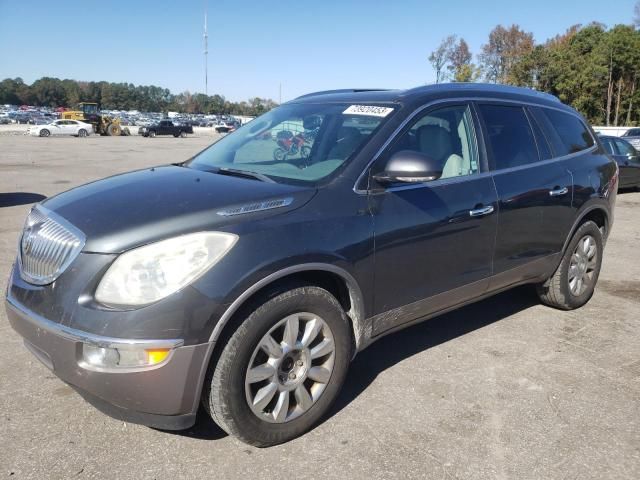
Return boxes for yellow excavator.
[60,103,130,136]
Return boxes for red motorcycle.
[273,130,311,161]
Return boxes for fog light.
[83,345,120,367]
[81,344,172,369]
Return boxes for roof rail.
[403,83,561,103]
[295,88,391,100]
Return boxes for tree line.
[0,77,278,116]
[429,4,640,126]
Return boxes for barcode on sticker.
[343,105,394,117]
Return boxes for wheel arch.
[562,204,610,254]
[208,263,366,351]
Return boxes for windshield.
[186,102,393,184]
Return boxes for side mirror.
[373,150,442,185]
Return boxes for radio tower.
[203,4,208,96]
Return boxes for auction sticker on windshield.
[343,105,394,117]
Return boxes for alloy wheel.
[245,312,335,423]
[568,234,598,296]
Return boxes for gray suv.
[6,84,618,446]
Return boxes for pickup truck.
[139,120,193,138]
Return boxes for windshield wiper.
[216,167,275,183]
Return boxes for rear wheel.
[180,130,187,138]
[203,285,352,447]
[149,130,156,138]
[39,129,50,137]
[536,221,603,310]
[77,129,87,138]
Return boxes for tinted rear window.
[540,109,594,156]
[478,104,539,170]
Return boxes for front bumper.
[5,291,212,430]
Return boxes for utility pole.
[204,3,208,96]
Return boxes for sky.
[0,0,637,102]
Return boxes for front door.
[369,103,498,335]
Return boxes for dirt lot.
[0,134,639,480]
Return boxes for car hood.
[41,165,315,253]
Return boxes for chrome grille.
[19,206,85,285]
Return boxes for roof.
[291,83,564,109]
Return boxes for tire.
[273,148,287,162]
[122,127,130,136]
[180,131,187,138]
[536,220,603,310]
[203,285,352,447]
[173,133,180,138]
[78,129,87,138]
[149,130,156,138]
[106,123,121,136]
[40,129,50,137]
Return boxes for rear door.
[370,103,498,334]
[476,102,575,288]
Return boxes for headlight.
[95,232,237,307]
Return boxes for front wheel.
[39,129,50,137]
[536,220,603,310]
[273,148,287,161]
[180,130,187,138]
[203,285,352,447]
[149,130,156,138]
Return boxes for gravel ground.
[0,134,639,479]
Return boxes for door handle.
[469,205,494,217]
[549,187,569,197]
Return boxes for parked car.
[621,127,640,150]
[28,119,93,137]
[6,84,618,447]
[213,120,240,133]
[600,135,640,189]
[139,119,193,137]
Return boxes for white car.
[28,119,93,137]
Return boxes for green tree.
[479,24,534,84]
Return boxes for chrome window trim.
[6,290,184,350]
[353,96,596,195]
[18,205,87,285]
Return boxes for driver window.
[384,105,479,178]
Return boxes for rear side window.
[539,109,594,156]
[614,138,637,156]
[601,137,617,155]
[478,104,539,170]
